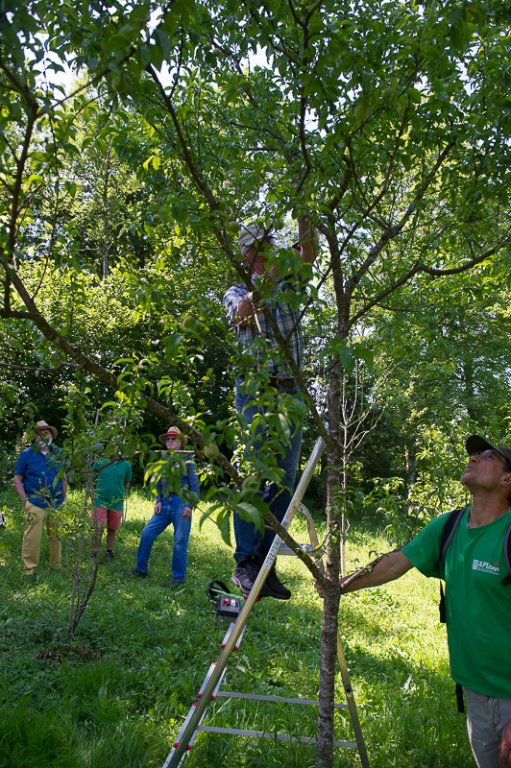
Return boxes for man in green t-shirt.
[336,435,511,768]
[91,456,132,564]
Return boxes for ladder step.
[216,690,348,708]
[198,725,358,749]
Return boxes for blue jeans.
[234,378,304,564]
[136,496,191,581]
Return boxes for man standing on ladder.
[334,435,511,768]
[223,217,317,600]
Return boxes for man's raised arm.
[296,219,318,266]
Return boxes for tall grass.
[0,488,472,767]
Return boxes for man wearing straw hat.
[130,426,199,586]
[13,420,67,576]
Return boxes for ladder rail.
[335,632,371,767]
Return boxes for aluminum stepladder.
[163,436,370,768]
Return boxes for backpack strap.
[437,507,466,570]
[502,525,511,586]
[439,582,447,624]
[455,683,465,714]
[437,507,466,624]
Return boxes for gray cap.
[465,435,511,470]
[238,222,274,257]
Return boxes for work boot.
[231,557,270,597]
[163,578,185,587]
[265,566,292,600]
[129,568,147,578]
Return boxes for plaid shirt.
[223,280,303,378]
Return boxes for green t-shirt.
[93,459,132,512]
[403,506,511,698]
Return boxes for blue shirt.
[156,453,200,511]
[15,444,66,508]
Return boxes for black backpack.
[436,506,511,712]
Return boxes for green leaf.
[162,334,184,362]
[236,502,265,532]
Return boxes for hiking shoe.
[129,568,147,578]
[163,578,185,588]
[265,567,292,600]
[105,550,114,565]
[231,558,270,598]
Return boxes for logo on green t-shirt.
[471,559,500,576]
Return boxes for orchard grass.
[0,489,471,768]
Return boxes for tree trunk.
[316,581,341,768]
[316,360,343,767]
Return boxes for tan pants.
[22,501,61,574]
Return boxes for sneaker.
[129,568,147,578]
[265,567,292,600]
[163,578,185,587]
[105,550,114,565]
[231,558,270,598]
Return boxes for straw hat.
[35,420,58,439]
[158,426,186,446]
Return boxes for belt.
[269,377,296,387]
